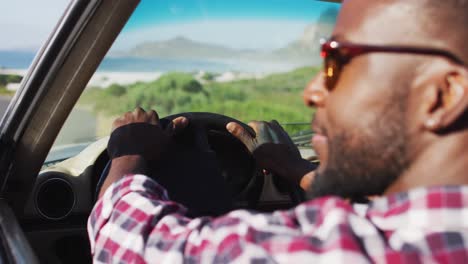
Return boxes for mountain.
[126,36,257,60]
[271,22,333,64]
[123,35,316,64]
[121,18,336,66]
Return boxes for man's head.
[304,0,468,199]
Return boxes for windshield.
[0,1,70,121]
[57,0,339,148]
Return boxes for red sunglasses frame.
[320,39,466,90]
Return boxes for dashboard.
[21,138,109,263]
[20,133,315,262]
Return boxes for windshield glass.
[56,0,339,149]
[0,1,70,121]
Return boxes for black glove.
[107,123,171,161]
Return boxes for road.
[0,97,97,146]
[55,108,97,146]
[0,97,10,116]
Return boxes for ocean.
[0,51,301,73]
[0,51,35,69]
[0,50,305,147]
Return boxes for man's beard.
[308,101,409,200]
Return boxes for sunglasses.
[320,38,466,90]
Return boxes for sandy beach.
[87,72,164,87]
[0,68,28,76]
[1,68,267,89]
[1,69,164,88]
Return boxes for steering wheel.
[98,112,305,217]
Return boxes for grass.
[0,74,22,97]
[0,86,16,96]
[0,74,22,86]
[78,66,319,135]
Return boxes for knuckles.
[113,108,162,131]
[230,124,244,136]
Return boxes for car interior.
[0,0,340,262]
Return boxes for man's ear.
[423,69,468,133]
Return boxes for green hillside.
[79,66,319,134]
[0,74,22,95]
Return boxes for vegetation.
[0,74,22,86]
[201,72,217,81]
[0,87,15,96]
[78,66,319,135]
[0,74,22,96]
[106,84,127,97]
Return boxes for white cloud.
[0,0,70,50]
[112,19,310,52]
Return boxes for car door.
[0,0,139,262]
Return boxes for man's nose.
[303,72,328,108]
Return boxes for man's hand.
[99,108,188,198]
[226,120,316,190]
[108,107,188,160]
[112,107,159,129]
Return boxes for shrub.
[0,74,22,86]
[106,84,126,96]
[78,66,319,134]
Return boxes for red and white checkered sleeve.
[87,174,193,263]
[87,174,371,263]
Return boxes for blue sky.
[0,0,69,51]
[125,0,339,30]
[114,0,340,51]
[0,0,339,51]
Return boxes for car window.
[0,1,70,123]
[54,0,339,152]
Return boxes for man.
[88,0,468,262]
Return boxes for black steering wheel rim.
[97,112,305,216]
[162,112,306,210]
[160,112,262,213]
[160,112,256,137]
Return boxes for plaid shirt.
[88,174,468,263]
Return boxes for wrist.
[98,155,147,198]
[107,123,169,161]
[109,155,147,175]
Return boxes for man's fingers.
[170,116,189,135]
[124,111,133,120]
[247,121,259,127]
[133,107,145,117]
[227,122,255,151]
[111,117,123,131]
[149,110,159,125]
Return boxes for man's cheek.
[327,111,360,141]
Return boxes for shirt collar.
[366,185,468,231]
